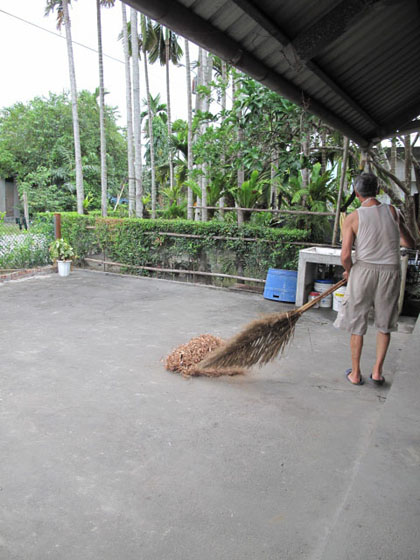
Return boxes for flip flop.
[370,373,385,385]
[345,368,364,385]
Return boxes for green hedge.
[37,213,310,285]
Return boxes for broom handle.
[297,278,347,314]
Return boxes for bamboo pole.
[84,258,266,283]
[140,231,332,246]
[188,206,334,216]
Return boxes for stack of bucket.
[314,278,334,308]
[264,269,297,303]
[309,278,346,311]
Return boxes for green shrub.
[0,233,50,269]
[50,213,309,284]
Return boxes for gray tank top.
[355,204,400,265]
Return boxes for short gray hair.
[353,173,378,197]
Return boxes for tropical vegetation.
[0,0,419,249]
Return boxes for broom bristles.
[199,309,301,369]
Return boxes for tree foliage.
[0,91,127,213]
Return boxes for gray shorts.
[334,261,401,336]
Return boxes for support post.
[54,213,62,240]
[23,191,30,230]
[332,136,349,245]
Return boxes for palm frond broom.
[199,279,346,370]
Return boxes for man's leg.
[348,333,363,384]
[372,331,390,381]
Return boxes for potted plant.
[49,238,75,277]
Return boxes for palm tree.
[141,94,168,197]
[193,47,204,221]
[212,56,230,219]
[184,38,193,220]
[45,0,84,214]
[130,8,143,217]
[149,24,183,191]
[231,70,245,224]
[120,2,135,216]
[96,0,115,217]
[140,16,157,217]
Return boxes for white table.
[296,246,407,312]
[296,247,344,307]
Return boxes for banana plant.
[290,163,335,211]
[229,170,268,207]
[226,169,269,223]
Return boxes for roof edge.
[124,0,371,147]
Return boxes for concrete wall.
[0,178,5,214]
[0,178,19,220]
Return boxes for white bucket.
[58,260,71,277]
[308,291,321,308]
[314,280,333,308]
[333,285,346,312]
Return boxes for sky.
[0,0,199,127]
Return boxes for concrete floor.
[0,270,419,560]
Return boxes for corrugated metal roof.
[125,0,420,147]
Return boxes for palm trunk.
[143,58,156,219]
[63,0,84,214]
[194,48,204,221]
[233,75,245,225]
[131,8,143,217]
[121,4,135,216]
[201,51,213,222]
[185,39,193,220]
[96,0,107,217]
[143,54,156,219]
[165,34,174,191]
[218,60,227,220]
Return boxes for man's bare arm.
[390,206,416,249]
[399,216,416,249]
[341,213,356,280]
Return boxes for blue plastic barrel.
[263,268,297,303]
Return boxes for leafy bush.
[0,232,50,269]
[48,213,309,284]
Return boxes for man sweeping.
[334,172,415,385]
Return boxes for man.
[334,172,415,385]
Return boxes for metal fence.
[0,218,54,270]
